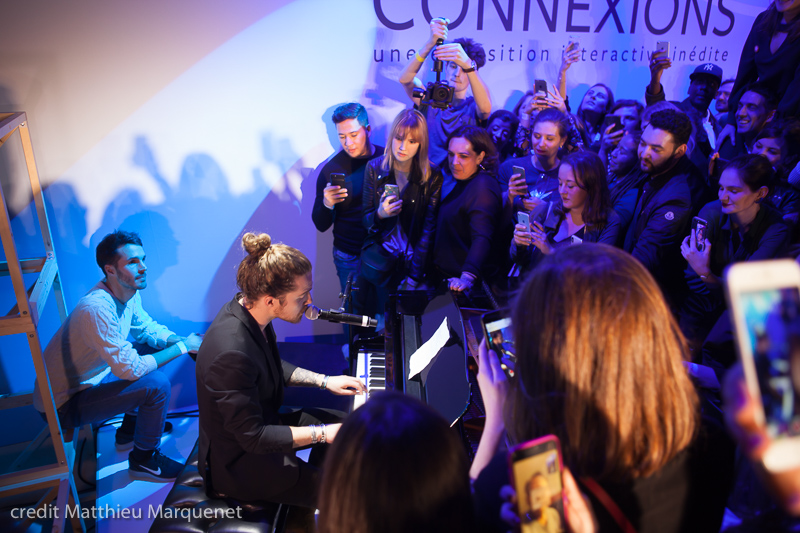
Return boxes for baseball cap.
[689,63,723,85]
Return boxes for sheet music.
[408,317,450,383]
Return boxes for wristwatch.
[462,59,477,73]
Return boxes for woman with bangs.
[510,151,621,277]
[359,109,443,314]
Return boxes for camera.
[412,81,455,110]
[412,18,455,110]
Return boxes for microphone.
[304,305,377,328]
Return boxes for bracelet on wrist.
[320,424,327,444]
[176,340,188,355]
[321,375,330,390]
[415,51,425,63]
[310,425,318,445]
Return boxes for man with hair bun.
[196,232,366,508]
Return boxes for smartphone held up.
[726,259,800,471]
[508,435,566,533]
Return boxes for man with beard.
[196,232,365,508]
[33,231,203,481]
[623,110,708,303]
[646,61,723,171]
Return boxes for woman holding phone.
[679,154,790,356]
[471,244,735,532]
[510,151,620,277]
[359,109,443,316]
[503,109,571,219]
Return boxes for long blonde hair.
[508,244,698,481]
[382,109,432,184]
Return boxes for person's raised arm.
[432,42,492,119]
[399,17,448,105]
[556,41,581,99]
[645,51,672,105]
[469,341,508,480]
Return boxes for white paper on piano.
[408,317,451,384]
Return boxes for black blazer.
[196,297,299,500]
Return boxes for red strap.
[580,477,638,533]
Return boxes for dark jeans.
[57,370,171,450]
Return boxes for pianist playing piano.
[195,232,366,508]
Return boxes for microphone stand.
[339,272,357,371]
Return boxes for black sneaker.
[115,420,173,451]
[128,448,184,482]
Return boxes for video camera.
[411,22,455,110]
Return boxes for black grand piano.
[352,285,498,428]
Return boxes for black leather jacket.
[362,158,443,283]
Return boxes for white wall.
[0,0,766,435]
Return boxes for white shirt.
[33,281,173,410]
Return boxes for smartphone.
[534,79,548,97]
[383,183,400,198]
[330,172,346,189]
[517,211,530,228]
[601,115,622,134]
[567,36,580,50]
[692,216,708,252]
[508,435,566,532]
[725,260,800,471]
[570,234,583,245]
[656,40,670,58]
[481,309,515,378]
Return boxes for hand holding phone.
[509,167,528,200]
[378,184,402,218]
[602,115,622,135]
[726,260,800,471]
[323,173,348,208]
[508,436,566,532]
[482,310,516,378]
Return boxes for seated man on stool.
[33,230,203,481]
[196,232,365,508]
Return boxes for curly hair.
[648,109,693,148]
[448,125,499,176]
[453,37,486,68]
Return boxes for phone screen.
[482,311,516,378]
[737,287,800,439]
[509,437,565,533]
[692,217,708,252]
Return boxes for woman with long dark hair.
[510,151,620,276]
[575,83,614,151]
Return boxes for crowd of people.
[310,1,800,531]
[31,1,800,531]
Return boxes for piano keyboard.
[352,349,387,410]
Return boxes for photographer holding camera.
[399,17,491,170]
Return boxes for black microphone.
[304,305,377,328]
